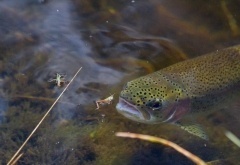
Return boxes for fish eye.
[146,99,162,110]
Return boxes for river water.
[1,0,240,164]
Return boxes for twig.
[7,67,82,165]
[115,132,207,165]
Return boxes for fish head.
[116,73,190,124]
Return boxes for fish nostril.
[123,83,128,90]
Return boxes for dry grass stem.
[7,67,82,165]
[115,132,207,165]
[10,153,23,165]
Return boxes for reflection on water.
[0,0,240,164]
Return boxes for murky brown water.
[1,0,240,164]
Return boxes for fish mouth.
[116,97,151,121]
[162,107,177,123]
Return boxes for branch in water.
[115,132,207,165]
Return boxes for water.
[0,0,240,164]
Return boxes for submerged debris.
[221,0,240,36]
[48,73,66,87]
[95,94,114,110]
[116,132,207,165]
[225,130,240,147]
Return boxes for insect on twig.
[48,73,66,87]
[95,94,114,110]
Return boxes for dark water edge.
[0,0,240,164]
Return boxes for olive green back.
[159,45,240,97]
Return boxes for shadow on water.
[0,0,240,164]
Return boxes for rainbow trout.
[116,45,240,139]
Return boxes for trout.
[116,45,240,139]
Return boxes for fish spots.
[179,124,208,140]
[118,45,240,124]
[163,46,240,96]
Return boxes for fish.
[116,45,240,139]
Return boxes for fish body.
[116,45,240,129]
